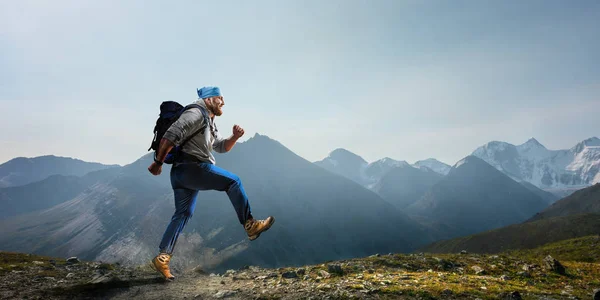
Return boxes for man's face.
[207,96,224,116]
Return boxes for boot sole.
[248,217,275,241]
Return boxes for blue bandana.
[197,86,222,99]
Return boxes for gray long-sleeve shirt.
[162,100,227,164]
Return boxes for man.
[147,86,275,280]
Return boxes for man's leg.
[158,188,199,254]
[153,166,200,280]
[176,162,274,240]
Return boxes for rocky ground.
[2,238,600,300]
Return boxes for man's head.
[197,86,224,117]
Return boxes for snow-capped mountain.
[314,150,410,188]
[314,148,370,186]
[472,137,600,192]
[412,158,451,175]
[364,157,410,187]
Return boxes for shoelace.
[158,254,171,263]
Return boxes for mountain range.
[472,137,600,195]
[0,155,119,188]
[0,134,433,273]
[313,149,450,190]
[1,135,598,272]
[405,155,549,238]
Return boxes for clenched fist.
[233,125,245,138]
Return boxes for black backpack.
[148,101,210,164]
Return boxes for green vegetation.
[2,236,599,299]
[420,213,600,254]
[0,251,66,275]
[508,235,600,263]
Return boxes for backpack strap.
[178,104,212,148]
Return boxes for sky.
[1,0,599,166]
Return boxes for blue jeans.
[158,161,252,254]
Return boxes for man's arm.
[222,136,239,152]
[155,138,175,163]
[213,124,244,153]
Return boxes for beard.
[209,104,223,116]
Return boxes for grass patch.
[0,251,66,275]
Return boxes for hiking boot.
[152,253,175,280]
[244,216,275,241]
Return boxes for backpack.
[148,101,210,164]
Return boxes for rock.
[89,274,118,284]
[209,273,218,277]
[471,266,486,275]
[441,289,453,296]
[500,291,522,300]
[267,272,278,278]
[593,289,600,300]
[303,275,309,280]
[500,275,511,281]
[32,261,44,265]
[193,266,207,275]
[66,273,75,279]
[255,276,267,280]
[369,254,380,258]
[318,270,331,279]
[220,281,225,285]
[296,268,306,276]
[460,250,468,254]
[282,271,298,279]
[66,257,80,264]
[543,255,566,275]
[328,264,343,275]
[214,290,236,299]
[224,269,236,277]
[367,269,375,274]
[517,271,531,278]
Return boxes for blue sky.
[1,0,599,166]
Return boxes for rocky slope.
[2,236,599,300]
[528,183,600,222]
[419,213,600,255]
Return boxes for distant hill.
[0,167,122,219]
[372,165,442,209]
[313,148,370,186]
[528,183,600,222]
[405,155,549,238]
[412,158,451,175]
[0,155,119,188]
[419,213,600,254]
